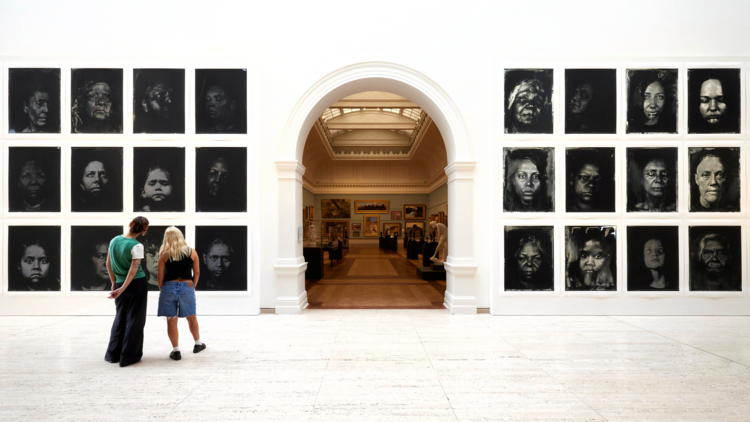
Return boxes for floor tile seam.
[410,314,459,421]
[608,316,750,371]
[475,317,611,421]
[309,323,340,421]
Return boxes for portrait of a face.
[626,148,678,212]
[504,226,554,291]
[688,68,741,134]
[626,69,678,134]
[8,147,61,213]
[566,148,615,212]
[71,68,123,134]
[70,226,122,291]
[504,69,553,134]
[133,68,185,134]
[140,225,187,291]
[71,147,123,212]
[8,226,61,292]
[133,147,185,212]
[565,69,616,134]
[195,69,248,134]
[196,147,247,212]
[8,68,61,134]
[196,226,247,291]
[627,226,679,291]
[504,148,554,212]
[566,226,617,291]
[689,147,740,212]
[689,226,742,291]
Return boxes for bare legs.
[166,316,201,348]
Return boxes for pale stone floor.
[3,312,750,421]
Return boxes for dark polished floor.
[306,244,446,309]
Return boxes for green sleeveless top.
[108,235,146,283]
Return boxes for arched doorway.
[274,62,477,314]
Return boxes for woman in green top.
[104,216,150,367]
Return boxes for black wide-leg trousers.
[105,277,148,366]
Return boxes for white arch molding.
[274,62,478,314]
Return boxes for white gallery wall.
[2,0,750,315]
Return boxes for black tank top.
[164,248,194,281]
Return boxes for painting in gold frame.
[383,222,402,237]
[354,200,389,214]
[323,220,349,237]
[404,204,426,220]
[363,214,380,237]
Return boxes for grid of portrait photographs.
[502,64,748,296]
[2,65,251,295]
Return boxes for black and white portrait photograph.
[8,226,61,292]
[196,147,247,212]
[133,68,185,134]
[504,226,554,291]
[626,69,678,134]
[71,147,123,212]
[565,68,616,134]
[626,148,677,212]
[8,68,61,134]
[141,225,187,291]
[689,226,742,292]
[688,68,741,134]
[133,147,185,212]
[566,148,615,213]
[71,68,123,134]
[565,226,617,291]
[195,69,247,134]
[8,147,61,212]
[503,147,554,212]
[504,69,553,134]
[70,226,123,291]
[196,226,247,291]
[627,226,679,291]
[689,147,740,212]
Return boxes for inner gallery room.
[2,1,750,421]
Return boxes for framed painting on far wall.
[352,231,360,238]
[321,199,351,218]
[404,204,426,220]
[390,211,402,220]
[351,222,362,231]
[354,200,389,213]
[363,215,380,237]
[323,220,349,237]
[383,222,401,237]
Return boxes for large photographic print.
[71,147,123,212]
[196,147,247,212]
[565,226,617,291]
[8,68,61,134]
[688,68,741,134]
[195,69,248,134]
[626,69,678,134]
[70,226,123,291]
[133,147,185,212]
[8,147,61,212]
[71,68,123,134]
[196,226,248,291]
[133,68,185,134]
[504,226,554,291]
[689,226,741,291]
[504,69,553,134]
[141,225,187,291]
[689,147,740,212]
[8,226,61,292]
[566,148,615,212]
[503,147,554,212]
[626,148,677,212]
[627,226,679,291]
[565,69,616,134]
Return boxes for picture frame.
[354,200,390,214]
[351,222,362,231]
[404,204,426,220]
[363,215,380,237]
[322,220,349,236]
[404,221,426,237]
[321,199,351,218]
[352,231,360,238]
[383,222,402,237]
[390,211,402,220]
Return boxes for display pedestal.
[303,246,324,280]
[417,260,446,281]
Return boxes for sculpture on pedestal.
[429,221,448,264]
[307,224,318,246]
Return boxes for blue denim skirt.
[157,281,197,318]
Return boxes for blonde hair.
[160,226,190,261]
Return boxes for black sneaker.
[193,343,206,354]
[169,351,182,361]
